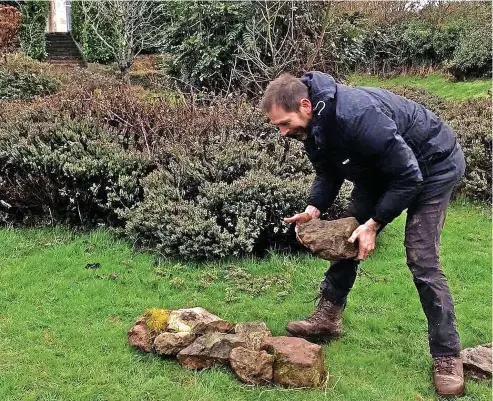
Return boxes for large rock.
[234,322,271,350]
[177,332,247,369]
[260,336,326,388]
[167,307,234,334]
[127,317,152,353]
[229,346,274,385]
[296,217,359,261]
[153,332,196,356]
[461,343,492,379]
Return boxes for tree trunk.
[118,61,131,82]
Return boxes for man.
[260,72,466,397]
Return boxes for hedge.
[18,0,48,60]
[0,62,489,259]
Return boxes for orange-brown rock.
[153,332,196,356]
[260,336,326,388]
[229,346,274,384]
[296,217,359,260]
[234,322,271,350]
[127,317,152,353]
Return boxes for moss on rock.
[143,308,171,335]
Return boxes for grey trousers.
[320,186,461,357]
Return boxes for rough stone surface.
[234,322,271,350]
[177,332,247,369]
[153,332,196,356]
[130,308,333,388]
[260,336,326,388]
[461,343,492,379]
[296,217,359,261]
[167,307,234,334]
[229,346,274,385]
[191,319,235,335]
[127,317,152,353]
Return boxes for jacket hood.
[300,71,337,146]
[301,71,337,105]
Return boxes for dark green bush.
[125,170,310,260]
[446,25,492,79]
[124,126,351,260]
[0,66,488,260]
[0,68,60,99]
[0,116,154,225]
[66,1,491,90]
[161,2,364,93]
[432,23,462,61]
[400,20,435,66]
[18,0,48,60]
[442,98,492,201]
[352,3,491,77]
[391,87,491,202]
[70,1,116,63]
[161,1,251,91]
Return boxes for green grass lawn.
[349,72,491,101]
[0,202,491,401]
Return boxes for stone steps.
[45,32,86,67]
[45,57,86,67]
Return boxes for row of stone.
[128,307,326,388]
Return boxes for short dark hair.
[260,73,308,112]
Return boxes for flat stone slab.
[234,322,271,351]
[230,346,274,385]
[177,332,247,369]
[260,336,326,388]
[167,307,234,334]
[153,332,196,356]
[296,217,359,261]
[461,343,492,379]
[127,317,152,353]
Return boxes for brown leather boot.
[286,296,343,342]
[433,356,465,397]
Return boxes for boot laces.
[306,295,333,324]
[435,356,457,375]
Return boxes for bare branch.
[78,0,169,77]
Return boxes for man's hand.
[284,205,320,232]
[348,218,380,260]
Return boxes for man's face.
[267,99,312,141]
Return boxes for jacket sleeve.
[346,105,423,224]
[307,156,344,214]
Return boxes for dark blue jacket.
[302,72,465,224]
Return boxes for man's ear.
[300,98,312,115]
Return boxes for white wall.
[46,0,68,33]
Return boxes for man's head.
[260,73,313,141]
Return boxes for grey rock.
[177,332,247,369]
[461,343,492,379]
